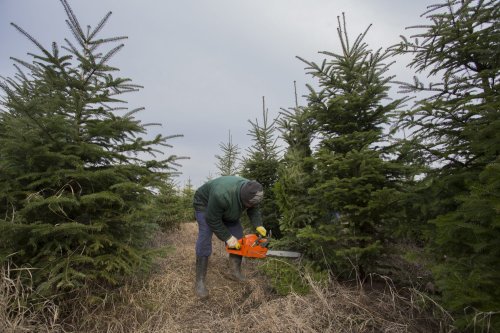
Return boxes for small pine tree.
[241,97,281,236]
[274,83,316,246]
[392,0,499,329]
[153,179,194,230]
[0,0,182,299]
[215,130,241,176]
[179,179,195,221]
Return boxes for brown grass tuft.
[1,263,62,333]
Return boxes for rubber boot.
[195,256,209,299]
[228,254,246,282]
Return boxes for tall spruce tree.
[215,130,241,176]
[241,97,281,236]
[0,0,182,298]
[296,15,407,275]
[392,0,499,329]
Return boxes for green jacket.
[193,176,263,241]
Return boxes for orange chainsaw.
[226,233,301,259]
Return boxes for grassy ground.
[1,222,455,332]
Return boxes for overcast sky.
[0,0,433,188]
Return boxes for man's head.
[240,180,264,208]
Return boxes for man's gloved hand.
[256,226,267,237]
[226,236,241,249]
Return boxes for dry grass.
[1,263,62,333]
[1,222,455,333]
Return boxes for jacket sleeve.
[246,207,263,228]
[205,194,232,241]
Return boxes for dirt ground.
[150,222,274,333]
[72,222,278,333]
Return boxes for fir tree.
[241,97,281,237]
[215,130,241,176]
[153,179,194,230]
[392,0,499,329]
[296,15,407,275]
[274,82,316,245]
[178,179,195,221]
[0,0,183,298]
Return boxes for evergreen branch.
[88,11,112,40]
[293,81,299,108]
[99,44,125,67]
[60,0,85,42]
[106,106,128,112]
[90,36,128,45]
[51,42,59,58]
[337,13,350,54]
[9,57,36,72]
[120,83,144,89]
[83,44,124,85]
[0,75,24,95]
[160,133,184,141]
[13,64,30,82]
[85,25,91,39]
[65,19,86,49]
[27,53,57,65]
[0,81,11,96]
[352,24,372,53]
[62,38,81,58]
[109,88,122,96]
[10,23,51,58]
[295,56,314,69]
[123,107,145,118]
[118,88,140,94]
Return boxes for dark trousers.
[194,210,243,257]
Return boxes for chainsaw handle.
[252,234,262,247]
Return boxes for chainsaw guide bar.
[265,250,302,258]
